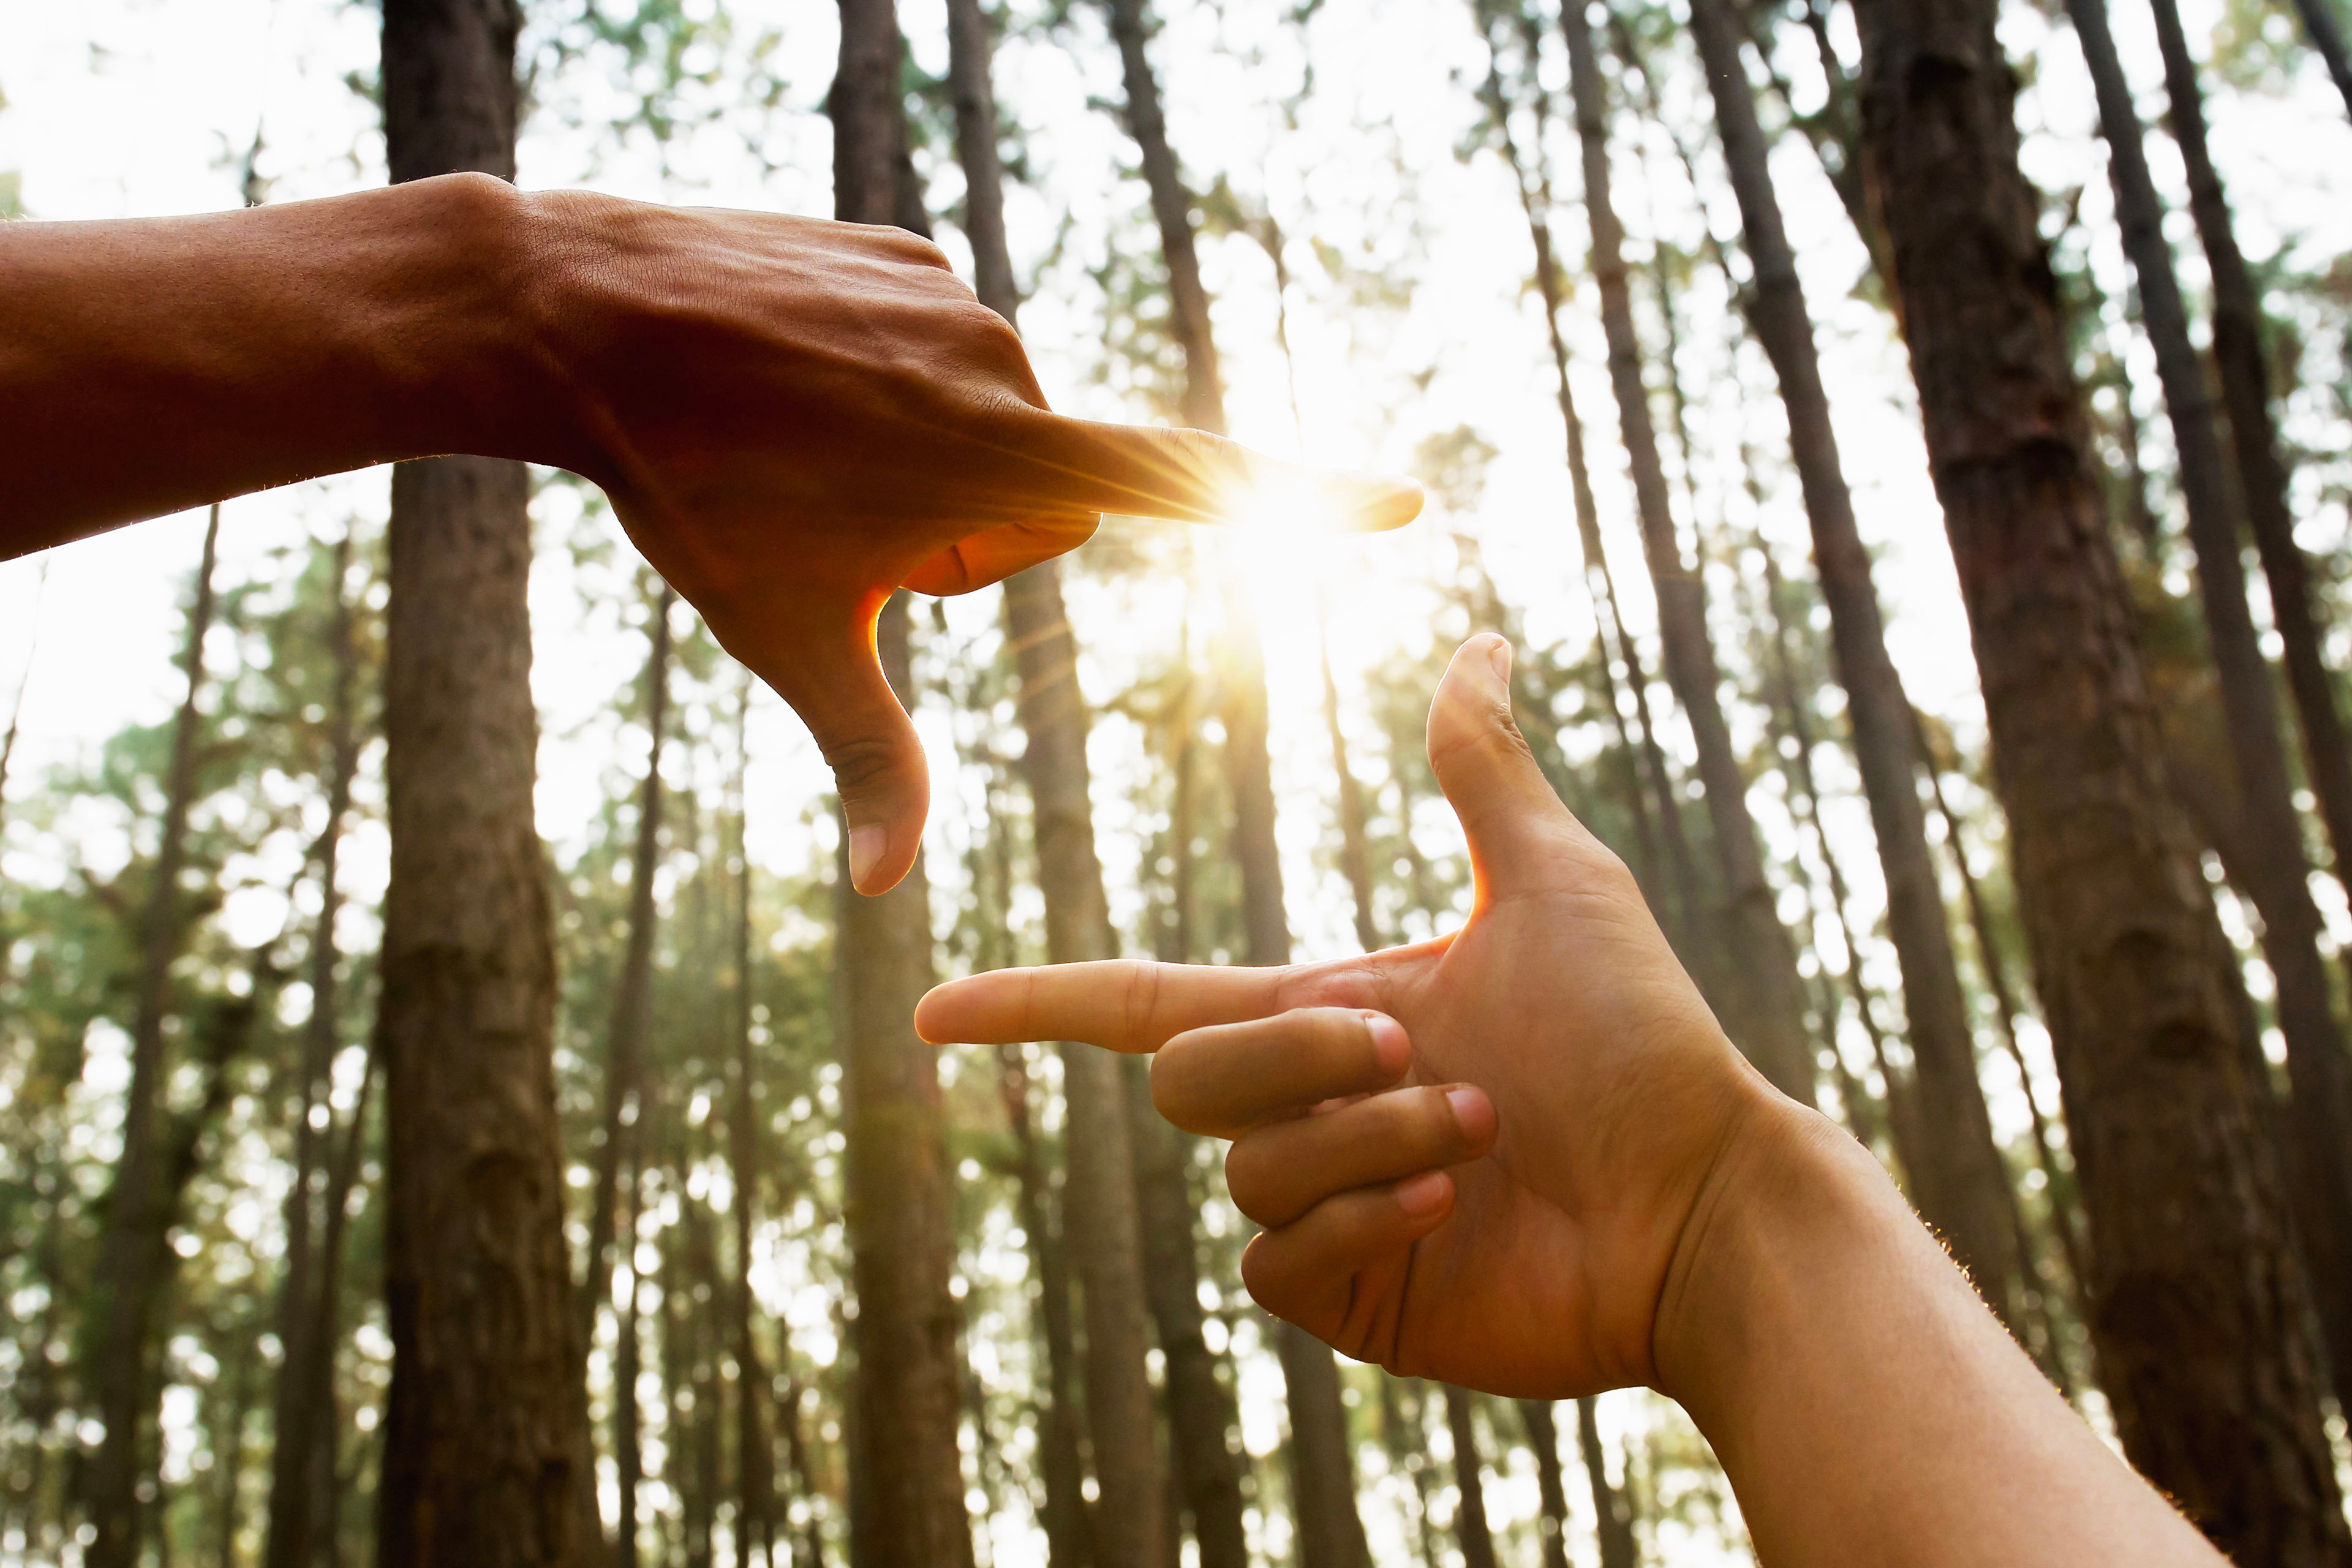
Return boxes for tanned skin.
[919,636,2228,1568]
[0,173,1419,891]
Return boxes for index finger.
[915,960,1290,1054]
[1015,416,1424,533]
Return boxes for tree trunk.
[264,528,363,1568]
[213,1333,256,1568]
[1515,1403,1571,1568]
[1690,0,2025,1323]
[831,3,973,1555]
[309,1034,378,1568]
[86,502,222,1568]
[726,684,777,1568]
[1438,1388,1496,1568]
[2280,0,2352,119]
[2152,0,2352,914]
[374,2,589,1561]
[2069,0,2352,1417]
[1003,562,1169,1568]
[1100,3,1366,1560]
[1574,1398,1637,1568]
[581,588,676,1357]
[835,592,973,1568]
[1558,2,1815,1106]
[1850,0,2350,1555]
[616,1151,644,1568]
[1316,592,1381,953]
[997,1044,1095,1568]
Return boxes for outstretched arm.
[919,636,2220,1567]
[0,173,1419,891]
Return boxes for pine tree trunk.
[1851,0,2350,1555]
[2152,0,2352,1010]
[1004,562,1169,1568]
[1438,1388,1496,1568]
[1515,1403,1570,1568]
[1099,4,1365,1559]
[1559,2,1816,1106]
[2068,0,2352,1415]
[263,529,363,1568]
[830,4,974,1555]
[2282,0,2352,118]
[997,1045,1095,1568]
[616,1152,644,1568]
[1574,1398,1637,1568]
[581,589,676,1356]
[86,503,222,1568]
[309,1036,377,1568]
[727,687,776,1568]
[373,3,589,1561]
[1689,0,2024,1321]
[836,592,973,1568]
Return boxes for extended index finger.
[1014,415,1424,533]
[914,960,1290,1054]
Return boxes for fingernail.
[1446,1085,1496,1143]
[1485,637,1512,684]
[1395,1170,1451,1216]
[848,824,886,890]
[1365,1012,1410,1077]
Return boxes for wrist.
[1649,1084,1896,1425]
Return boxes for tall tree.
[1515,1402,1572,1568]
[83,504,222,1568]
[945,6,1169,1555]
[1850,0,2350,1555]
[1439,1387,1497,1568]
[2067,0,2352,1409]
[1558,0,1816,1104]
[1101,2,1367,1563]
[263,527,364,1568]
[581,587,677,1360]
[725,682,777,1568]
[2279,0,2352,118]
[2150,0,2352,974]
[1574,1398,1636,1568]
[1686,0,2026,1325]
[374,3,589,1561]
[831,3,976,1560]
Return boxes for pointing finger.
[916,960,1290,1051]
[1017,415,1423,533]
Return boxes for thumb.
[1425,635,1605,902]
[769,593,930,895]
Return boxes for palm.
[1294,867,1740,1397]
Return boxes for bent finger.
[1240,1174,1456,1341]
[1152,1009,1411,1137]
[903,513,1100,597]
[1225,1084,1496,1226]
[1017,417,1423,532]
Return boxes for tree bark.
[1099,4,1365,1561]
[1574,1398,1636,1568]
[1559,1,1816,1106]
[86,502,222,1568]
[263,528,363,1568]
[1004,562,1169,1568]
[2280,0,2352,119]
[1438,1387,1496,1568]
[726,685,776,1568]
[581,588,676,1359]
[835,592,973,1568]
[2152,0,2352,917]
[2069,0,2352,1415]
[1515,1403,1571,1568]
[1851,0,2350,1554]
[616,1150,645,1568]
[1690,0,2025,1324]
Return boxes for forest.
[2,0,2351,1562]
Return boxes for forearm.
[1658,1094,2219,1566]
[0,174,568,554]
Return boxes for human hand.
[517,191,1420,892]
[916,634,1808,1398]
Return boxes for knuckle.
[820,731,903,798]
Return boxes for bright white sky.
[2,0,2349,1556]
